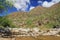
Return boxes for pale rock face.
[33,28,40,32]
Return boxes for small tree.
[0,0,15,28]
[0,0,12,13]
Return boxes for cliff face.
[7,3,60,30]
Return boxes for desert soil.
[0,36,60,40]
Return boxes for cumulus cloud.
[42,1,55,7]
[6,0,30,11]
[52,0,60,3]
[30,6,35,11]
[42,0,60,7]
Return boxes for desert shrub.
[0,16,16,28]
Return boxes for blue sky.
[0,0,60,16]
[30,0,52,6]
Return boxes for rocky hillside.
[7,3,60,30]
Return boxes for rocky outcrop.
[8,28,60,37]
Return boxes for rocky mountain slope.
[7,3,60,30]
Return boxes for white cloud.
[6,0,30,11]
[38,1,43,4]
[42,1,55,7]
[30,6,35,11]
[52,0,60,3]
[42,0,60,7]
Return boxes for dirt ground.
[15,36,60,40]
[0,37,15,40]
[0,36,60,40]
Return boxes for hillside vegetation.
[6,3,60,30]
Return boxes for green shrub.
[0,17,16,28]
